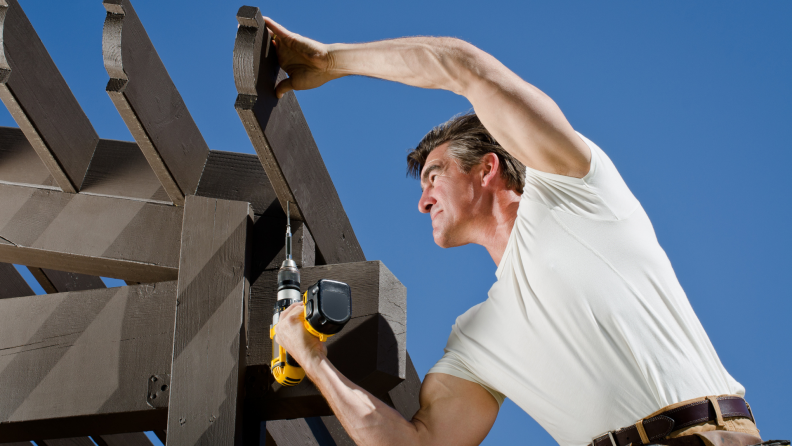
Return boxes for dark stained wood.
[0,127,287,211]
[247,261,406,421]
[380,353,421,420]
[166,196,252,445]
[0,183,181,282]
[0,261,405,442]
[196,150,279,216]
[27,267,106,294]
[25,270,155,446]
[93,432,155,446]
[102,0,209,205]
[265,418,334,446]
[40,439,95,446]
[0,0,98,193]
[81,138,171,204]
[0,282,177,442]
[0,262,32,298]
[233,7,364,265]
[0,126,58,190]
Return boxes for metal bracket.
[147,374,170,408]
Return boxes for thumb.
[275,76,294,99]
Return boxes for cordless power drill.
[270,203,352,387]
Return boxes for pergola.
[0,1,420,444]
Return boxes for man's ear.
[480,153,500,187]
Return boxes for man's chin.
[432,231,462,249]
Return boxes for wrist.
[325,43,354,77]
[301,348,328,378]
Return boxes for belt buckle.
[592,430,618,446]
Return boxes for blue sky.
[5,0,790,443]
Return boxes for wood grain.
[27,267,106,294]
[0,182,181,282]
[24,267,156,446]
[0,282,177,442]
[0,0,98,193]
[233,6,364,265]
[102,0,209,205]
[93,432,155,446]
[0,262,32,298]
[167,196,252,445]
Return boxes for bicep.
[410,373,500,446]
[461,47,591,178]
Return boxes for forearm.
[303,351,420,446]
[327,37,493,96]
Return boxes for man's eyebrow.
[420,164,444,189]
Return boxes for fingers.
[262,16,290,39]
[275,77,294,99]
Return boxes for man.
[267,17,762,446]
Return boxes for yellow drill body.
[270,203,352,387]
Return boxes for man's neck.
[476,191,521,266]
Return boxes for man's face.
[418,143,479,248]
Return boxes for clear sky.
[5,0,790,443]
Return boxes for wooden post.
[166,195,252,445]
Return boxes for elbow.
[437,38,497,97]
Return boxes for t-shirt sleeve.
[428,349,506,407]
[520,132,640,220]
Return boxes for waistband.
[590,395,755,446]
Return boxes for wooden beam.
[101,0,210,205]
[166,196,252,445]
[0,282,177,442]
[0,261,403,440]
[0,262,32,298]
[40,438,96,446]
[0,127,286,212]
[0,182,181,282]
[246,260,406,421]
[233,7,364,265]
[0,0,98,193]
[27,267,106,294]
[93,432,155,446]
[25,269,156,446]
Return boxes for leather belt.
[590,397,754,446]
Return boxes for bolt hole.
[151,394,157,399]
[161,384,168,392]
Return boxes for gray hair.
[407,113,525,193]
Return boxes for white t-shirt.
[427,133,744,446]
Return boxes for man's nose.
[418,188,435,214]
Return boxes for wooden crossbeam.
[27,267,105,294]
[166,196,251,445]
[0,126,281,211]
[0,262,32,298]
[0,261,404,441]
[0,0,99,193]
[0,282,177,442]
[0,182,182,282]
[233,7,365,266]
[94,433,155,446]
[102,0,210,205]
